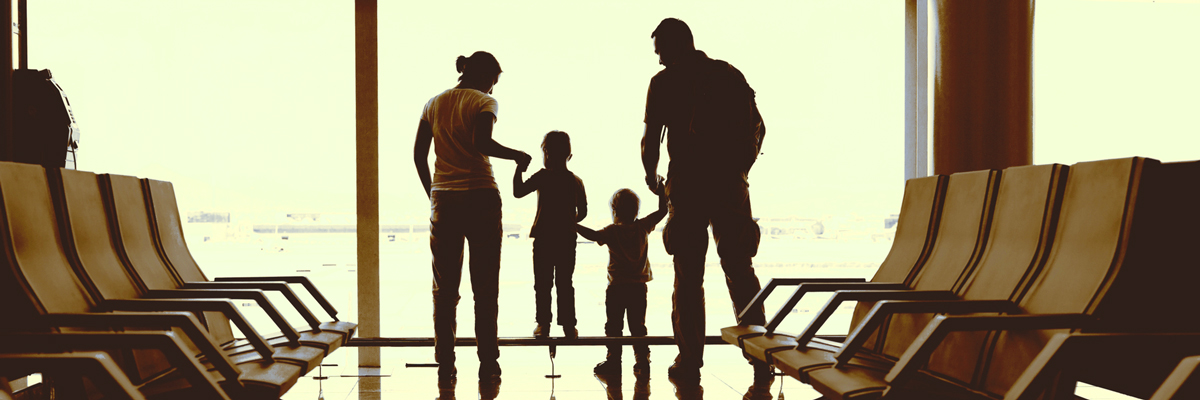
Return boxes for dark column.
[355,0,380,367]
[932,0,1034,175]
[3,0,13,161]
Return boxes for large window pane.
[1034,0,1200,164]
[381,1,904,338]
[29,0,356,330]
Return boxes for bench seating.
[142,177,356,352]
[48,168,329,374]
[765,163,1067,387]
[725,157,1200,399]
[800,157,1200,399]
[0,331,232,400]
[738,169,1002,371]
[722,174,949,352]
[0,161,315,399]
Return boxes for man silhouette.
[640,17,769,381]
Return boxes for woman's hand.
[516,151,532,171]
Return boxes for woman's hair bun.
[456,56,469,73]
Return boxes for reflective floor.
[283,344,815,399]
[282,345,1134,400]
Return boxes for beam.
[3,0,13,161]
[354,0,380,368]
[904,0,929,180]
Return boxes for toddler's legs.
[627,282,650,360]
[603,283,628,360]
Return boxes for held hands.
[646,174,666,196]
[516,151,532,173]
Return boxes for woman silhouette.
[414,51,531,382]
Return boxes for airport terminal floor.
[279,346,1132,399]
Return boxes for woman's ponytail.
[455,51,501,82]
[456,55,469,73]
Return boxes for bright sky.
[23,0,1198,227]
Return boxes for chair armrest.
[1004,333,1200,400]
[834,299,1020,366]
[145,288,303,344]
[97,298,276,359]
[180,281,322,331]
[38,312,241,383]
[0,332,231,400]
[763,282,912,332]
[0,350,147,400]
[739,278,869,321]
[794,290,958,346]
[884,314,1097,388]
[1151,355,1200,400]
[213,276,339,321]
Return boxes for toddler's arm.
[643,189,669,228]
[576,224,604,245]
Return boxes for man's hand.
[647,174,665,196]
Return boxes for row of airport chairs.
[722,157,1200,399]
[0,162,357,399]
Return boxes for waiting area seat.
[1,351,146,400]
[1152,355,1200,400]
[764,163,1067,386]
[1004,332,1200,400]
[49,169,330,374]
[737,168,1004,370]
[141,177,356,351]
[722,174,949,350]
[725,157,1200,399]
[0,331,232,400]
[0,161,354,399]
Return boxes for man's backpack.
[685,59,764,176]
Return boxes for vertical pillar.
[905,0,929,180]
[932,0,1034,175]
[355,0,380,367]
[3,0,13,161]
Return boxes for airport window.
[1033,0,1200,164]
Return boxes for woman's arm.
[473,112,531,167]
[414,120,434,198]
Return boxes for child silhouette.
[577,180,667,375]
[514,131,587,338]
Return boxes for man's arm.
[754,104,766,153]
[576,224,603,244]
[473,112,532,167]
[513,168,535,198]
[414,120,434,198]
[641,123,664,191]
[749,101,766,174]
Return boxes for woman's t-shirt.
[421,88,499,191]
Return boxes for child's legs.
[532,238,555,325]
[554,239,578,327]
[604,283,627,359]
[627,282,650,358]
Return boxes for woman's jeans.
[430,189,503,367]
